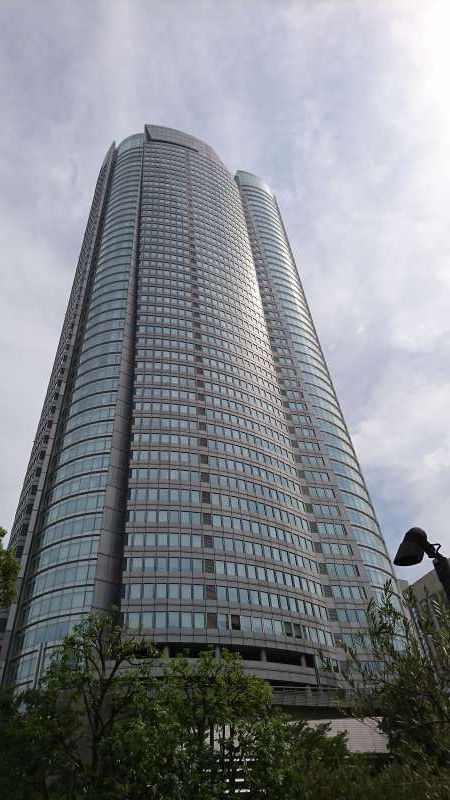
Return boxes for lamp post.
[394,527,450,604]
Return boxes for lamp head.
[394,527,430,567]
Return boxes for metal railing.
[271,684,357,708]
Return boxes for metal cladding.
[2,126,398,689]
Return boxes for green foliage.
[107,649,281,800]
[40,609,158,798]
[344,582,450,767]
[0,526,19,606]
[237,716,348,800]
[0,686,44,799]
[3,605,450,799]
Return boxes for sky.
[1,0,449,583]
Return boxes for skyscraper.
[1,126,397,690]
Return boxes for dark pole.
[432,553,450,605]
[394,527,450,604]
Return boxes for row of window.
[70,390,118,418]
[52,453,110,485]
[205,392,285,426]
[306,485,335,499]
[22,588,93,625]
[205,381,280,416]
[359,547,392,572]
[331,583,367,601]
[310,503,341,519]
[336,607,367,625]
[45,492,105,525]
[128,487,202,505]
[126,513,312,554]
[33,536,99,572]
[201,334,273,374]
[37,514,102,549]
[133,417,197,432]
[136,350,195,366]
[135,361,196,375]
[318,534,352,555]
[131,449,199,465]
[48,472,108,504]
[301,469,330,484]
[211,491,309,531]
[73,364,120,390]
[61,420,114,449]
[205,408,289,447]
[365,566,393,587]
[28,562,96,598]
[340,490,374,518]
[129,468,201,483]
[134,374,197,388]
[134,387,197,401]
[210,510,309,541]
[124,608,333,647]
[206,423,291,461]
[72,377,118,404]
[132,433,198,447]
[17,616,76,650]
[124,555,323,596]
[208,456,301,494]
[208,438,296,478]
[316,521,346,537]
[212,534,318,573]
[203,366,280,406]
[125,528,318,574]
[202,357,276,391]
[330,459,365,487]
[348,508,380,536]
[353,526,388,553]
[327,445,360,473]
[326,562,359,578]
[123,580,328,621]
[57,437,112,467]
[209,475,305,514]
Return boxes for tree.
[26,610,158,798]
[109,649,279,800]
[0,684,51,800]
[236,715,348,800]
[0,621,321,799]
[155,651,353,800]
[5,604,450,799]
[344,582,450,766]
[0,526,19,606]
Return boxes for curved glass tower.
[1,126,397,690]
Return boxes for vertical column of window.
[124,140,200,631]
[237,174,397,649]
[124,141,334,656]
[236,191,344,660]
[11,138,143,684]
[240,188,370,656]
[5,146,118,688]
[6,145,115,565]
[194,159,294,468]
[90,135,144,612]
[186,156,334,653]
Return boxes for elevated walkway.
[271,685,364,718]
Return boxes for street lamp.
[394,527,450,603]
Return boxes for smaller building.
[310,718,387,753]
[407,563,449,657]
[409,564,448,612]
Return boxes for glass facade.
[1,126,398,690]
